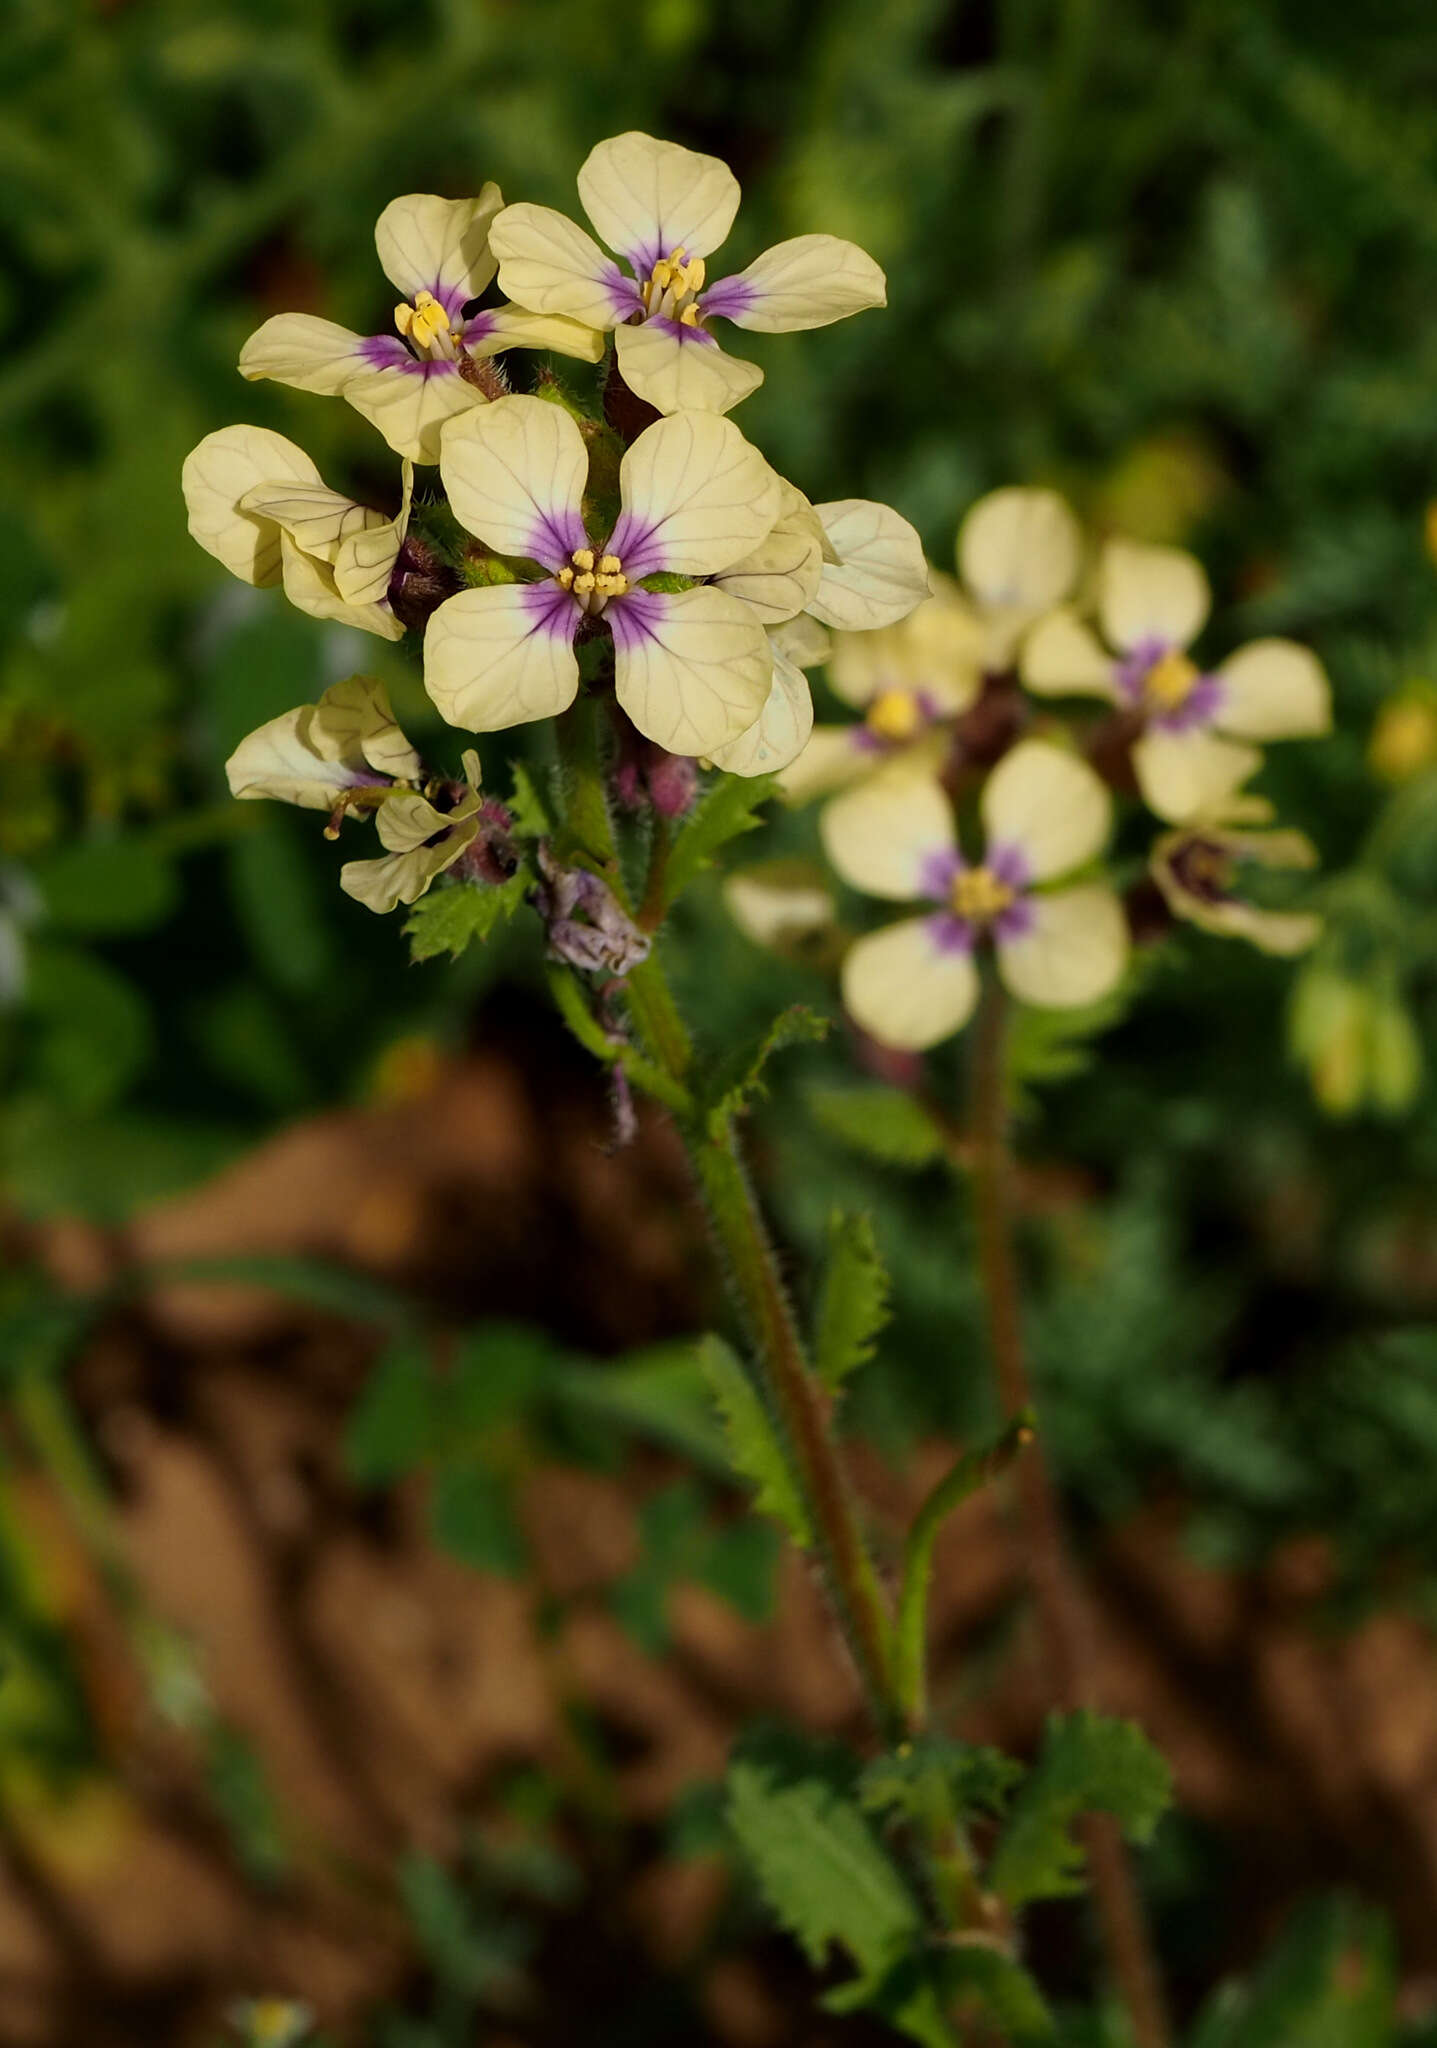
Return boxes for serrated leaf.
[506,761,552,839]
[860,1738,1025,1828]
[814,1211,891,1393]
[404,872,527,963]
[988,1711,1173,1910]
[807,1084,944,1168]
[662,774,776,909]
[703,1004,829,1134]
[698,1334,812,1548]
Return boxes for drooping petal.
[996,884,1128,1008]
[807,501,931,631]
[1131,725,1263,824]
[342,357,483,466]
[777,725,878,805]
[609,412,780,580]
[226,676,416,811]
[489,203,640,327]
[842,917,979,1051]
[711,483,825,624]
[958,488,1080,616]
[702,235,886,332]
[577,132,740,273]
[238,480,382,564]
[333,463,414,606]
[1213,638,1331,740]
[423,581,580,733]
[980,739,1111,881]
[181,425,323,586]
[319,673,423,783]
[707,646,814,776]
[278,534,405,640]
[827,573,983,715]
[1098,538,1211,654]
[1150,824,1321,955]
[462,305,607,363]
[238,313,368,395]
[770,611,832,670]
[1019,607,1118,699]
[374,188,503,315]
[439,395,588,568]
[611,586,773,755]
[612,318,764,417]
[820,763,956,901]
[340,797,478,915]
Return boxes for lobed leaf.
[813,1210,892,1393]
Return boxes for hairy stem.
[968,981,1172,2048]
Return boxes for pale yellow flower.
[181,425,411,639]
[490,132,885,416]
[1023,537,1331,822]
[226,675,421,814]
[238,191,603,463]
[822,742,1127,1050]
[1150,817,1321,955]
[955,486,1083,669]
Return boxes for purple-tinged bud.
[388,535,461,632]
[610,717,699,818]
[647,748,698,818]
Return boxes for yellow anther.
[950,866,1016,922]
[599,554,622,575]
[865,688,923,744]
[593,571,629,597]
[684,255,706,293]
[573,571,597,595]
[1144,649,1200,710]
[557,565,575,590]
[679,303,701,326]
[650,259,675,292]
[571,546,595,571]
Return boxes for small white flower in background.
[1022,537,1331,823]
[237,192,604,463]
[424,394,785,758]
[182,426,412,640]
[956,486,1083,670]
[1150,810,1322,955]
[489,132,886,417]
[822,741,1128,1050]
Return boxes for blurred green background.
[6,1,1437,2044]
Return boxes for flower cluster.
[184,133,926,924]
[755,488,1332,1050]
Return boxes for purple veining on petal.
[927,911,976,955]
[461,308,498,342]
[525,501,590,575]
[429,281,471,322]
[918,845,965,903]
[1112,635,1170,707]
[607,587,668,652]
[647,313,717,348]
[605,266,645,320]
[986,840,1032,891]
[626,238,663,283]
[1151,671,1224,734]
[698,274,759,322]
[358,333,416,371]
[604,508,665,583]
[519,578,582,640]
[850,727,886,755]
[993,896,1036,944]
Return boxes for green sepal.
[637,571,696,594]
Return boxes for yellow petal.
[980,739,1111,880]
[333,462,414,606]
[712,483,825,624]
[439,395,588,566]
[828,572,983,715]
[1019,606,1117,698]
[613,412,780,578]
[468,305,607,363]
[1131,725,1263,824]
[708,235,886,332]
[958,487,1080,615]
[820,762,955,900]
[181,425,323,586]
[374,187,503,308]
[424,582,580,733]
[577,132,740,267]
[808,500,931,631]
[777,724,875,805]
[238,481,382,564]
[1098,537,1210,653]
[238,313,366,395]
[489,203,636,327]
[611,586,773,755]
[341,818,476,914]
[997,884,1128,1008]
[770,611,833,670]
[278,534,405,640]
[707,647,814,775]
[842,917,979,1051]
[226,675,420,809]
[612,319,763,416]
[1214,638,1331,740]
[343,360,483,465]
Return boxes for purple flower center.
[1113,637,1224,733]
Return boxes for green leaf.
[506,761,553,839]
[26,944,151,1112]
[702,1004,830,1134]
[344,1337,438,1486]
[988,1711,1173,1910]
[1189,1896,1396,2048]
[662,773,775,909]
[930,1947,1055,2045]
[814,1211,891,1393]
[551,1342,731,1472]
[807,1084,944,1169]
[404,872,528,963]
[860,1738,1025,1829]
[36,836,177,935]
[430,1461,525,1576]
[697,1335,812,1548]
[452,1322,557,1434]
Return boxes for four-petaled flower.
[1021,537,1331,822]
[182,425,412,639]
[424,395,788,758]
[490,132,886,417]
[238,191,604,463]
[822,742,1129,1049]
[1150,810,1321,955]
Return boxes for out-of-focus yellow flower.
[723,857,840,964]
[1290,965,1422,1117]
[1369,682,1437,784]
[1150,816,1321,955]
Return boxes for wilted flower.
[1150,814,1321,955]
[1022,538,1331,821]
[238,191,603,463]
[424,395,784,758]
[182,426,411,639]
[533,844,651,976]
[822,742,1128,1049]
[490,132,885,416]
